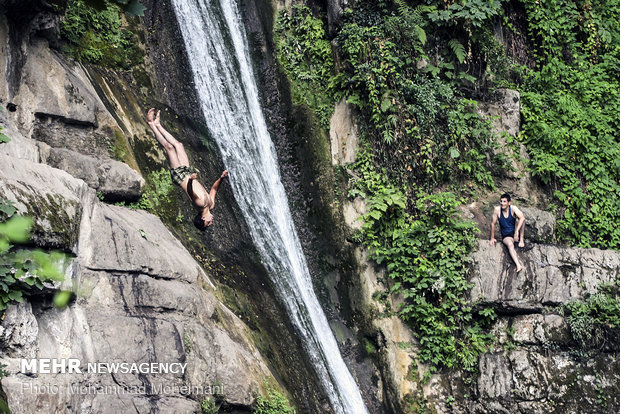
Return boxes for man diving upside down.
[146,108,228,230]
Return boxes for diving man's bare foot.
[516,264,523,273]
[220,170,228,179]
[146,108,161,127]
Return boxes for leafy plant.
[201,397,217,414]
[335,1,504,191]
[0,199,66,311]
[350,149,495,372]
[518,0,620,249]
[275,5,337,127]
[254,382,294,414]
[273,0,506,374]
[0,125,9,144]
[563,278,620,347]
[117,168,174,212]
[61,0,143,68]
[83,0,146,16]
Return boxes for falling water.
[169,0,368,412]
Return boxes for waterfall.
[169,0,368,413]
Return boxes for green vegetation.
[82,0,146,16]
[0,199,66,311]
[275,0,619,378]
[0,126,8,144]
[116,168,174,211]
[350,153,495,371]
[61,0,143,68]
[276,1,503,374]
[335,1,507,191]
[109,130,131,164]
[518,0,620,249]
[183,331,192,353]
[201,397,217,414]
[562,277,620,347]
[275,5,337,127]
[254,382,294,414]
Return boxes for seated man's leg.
[502,236,523,272]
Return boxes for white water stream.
[169,0,368,413]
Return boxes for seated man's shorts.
[170,165,193,186]
[502,231,515,240]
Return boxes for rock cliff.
[337,88,619,413]
[0,6,283,413]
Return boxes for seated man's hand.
[489,238,496,245]
[189,172,198,179]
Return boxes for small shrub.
[201,397,217,414]
[255,383,294,414]
[0,199,66,311]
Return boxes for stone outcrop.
[329,99,359,165]
[0,30,144,202]
[41,146,144,201]
[0,136,275,413]
[520,206,556,243]
[470,240,619,311]
[420,239,620,413]
[477,89,541,205]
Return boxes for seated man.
[489,193,526,272]
[146,108,227,230]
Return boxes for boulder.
[0,152,90,250]
[78,202,211,284]
[521,206,556,243]
[41,147,144,201]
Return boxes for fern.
[448,39,466,63]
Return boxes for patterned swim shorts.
[170,165,194,186]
